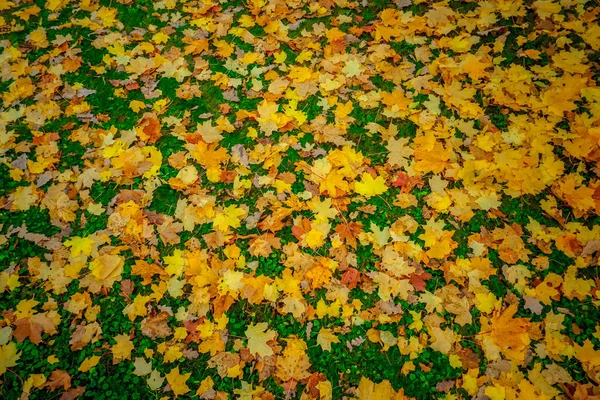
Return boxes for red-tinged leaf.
[392,172,410,188]
[46,370,71,391]
[334,221,363,249]
[59,386,86,400]
[341,268,360,289]
[409,271,432,292]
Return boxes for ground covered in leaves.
[1,0,600,399]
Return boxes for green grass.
[1,0,600,399]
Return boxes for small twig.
[376,194,393,211]
[5,368,24,385]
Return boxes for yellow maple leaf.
[483,304,533,363]
[233,381,265,398]
[89,254,124,288]
[10,185,38,211]
[15,299,38,319]
[280,296,306,318]
[147,369,165,390]
[245,323,276,358]
[196,120,222,144]
[196,376,214,396]
[46,355,59,364]
[562,265,594,300]
[132,357,152,376]
[316,328,340,352]
[64,236,95,258]
[163,345,183,363]
[533,0,561,19]
[46,0,69,12]
[238,14,255,28]
[517,379,552,400]
[163,249,186,277]
[305,228,326,248]
[317,381,333,400]
[213,205,247,232]
[169,165,199,189]
[574,339,600,366]
[78,355,101,372]
[429,326,456,354]
[553,174,595,218]
[29,27,49,48]
[343,58,363,77]
[355,173,388,198]
[0,342,20,375]
[275,338,311,382]
[356,377,408,400]
[218,269,244,298]
[158,57,191,82]
[484,382,506,400]
[111,334,134,361]
[152,31,169,44]
[165,367,191,397]
[129,100,146,112]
